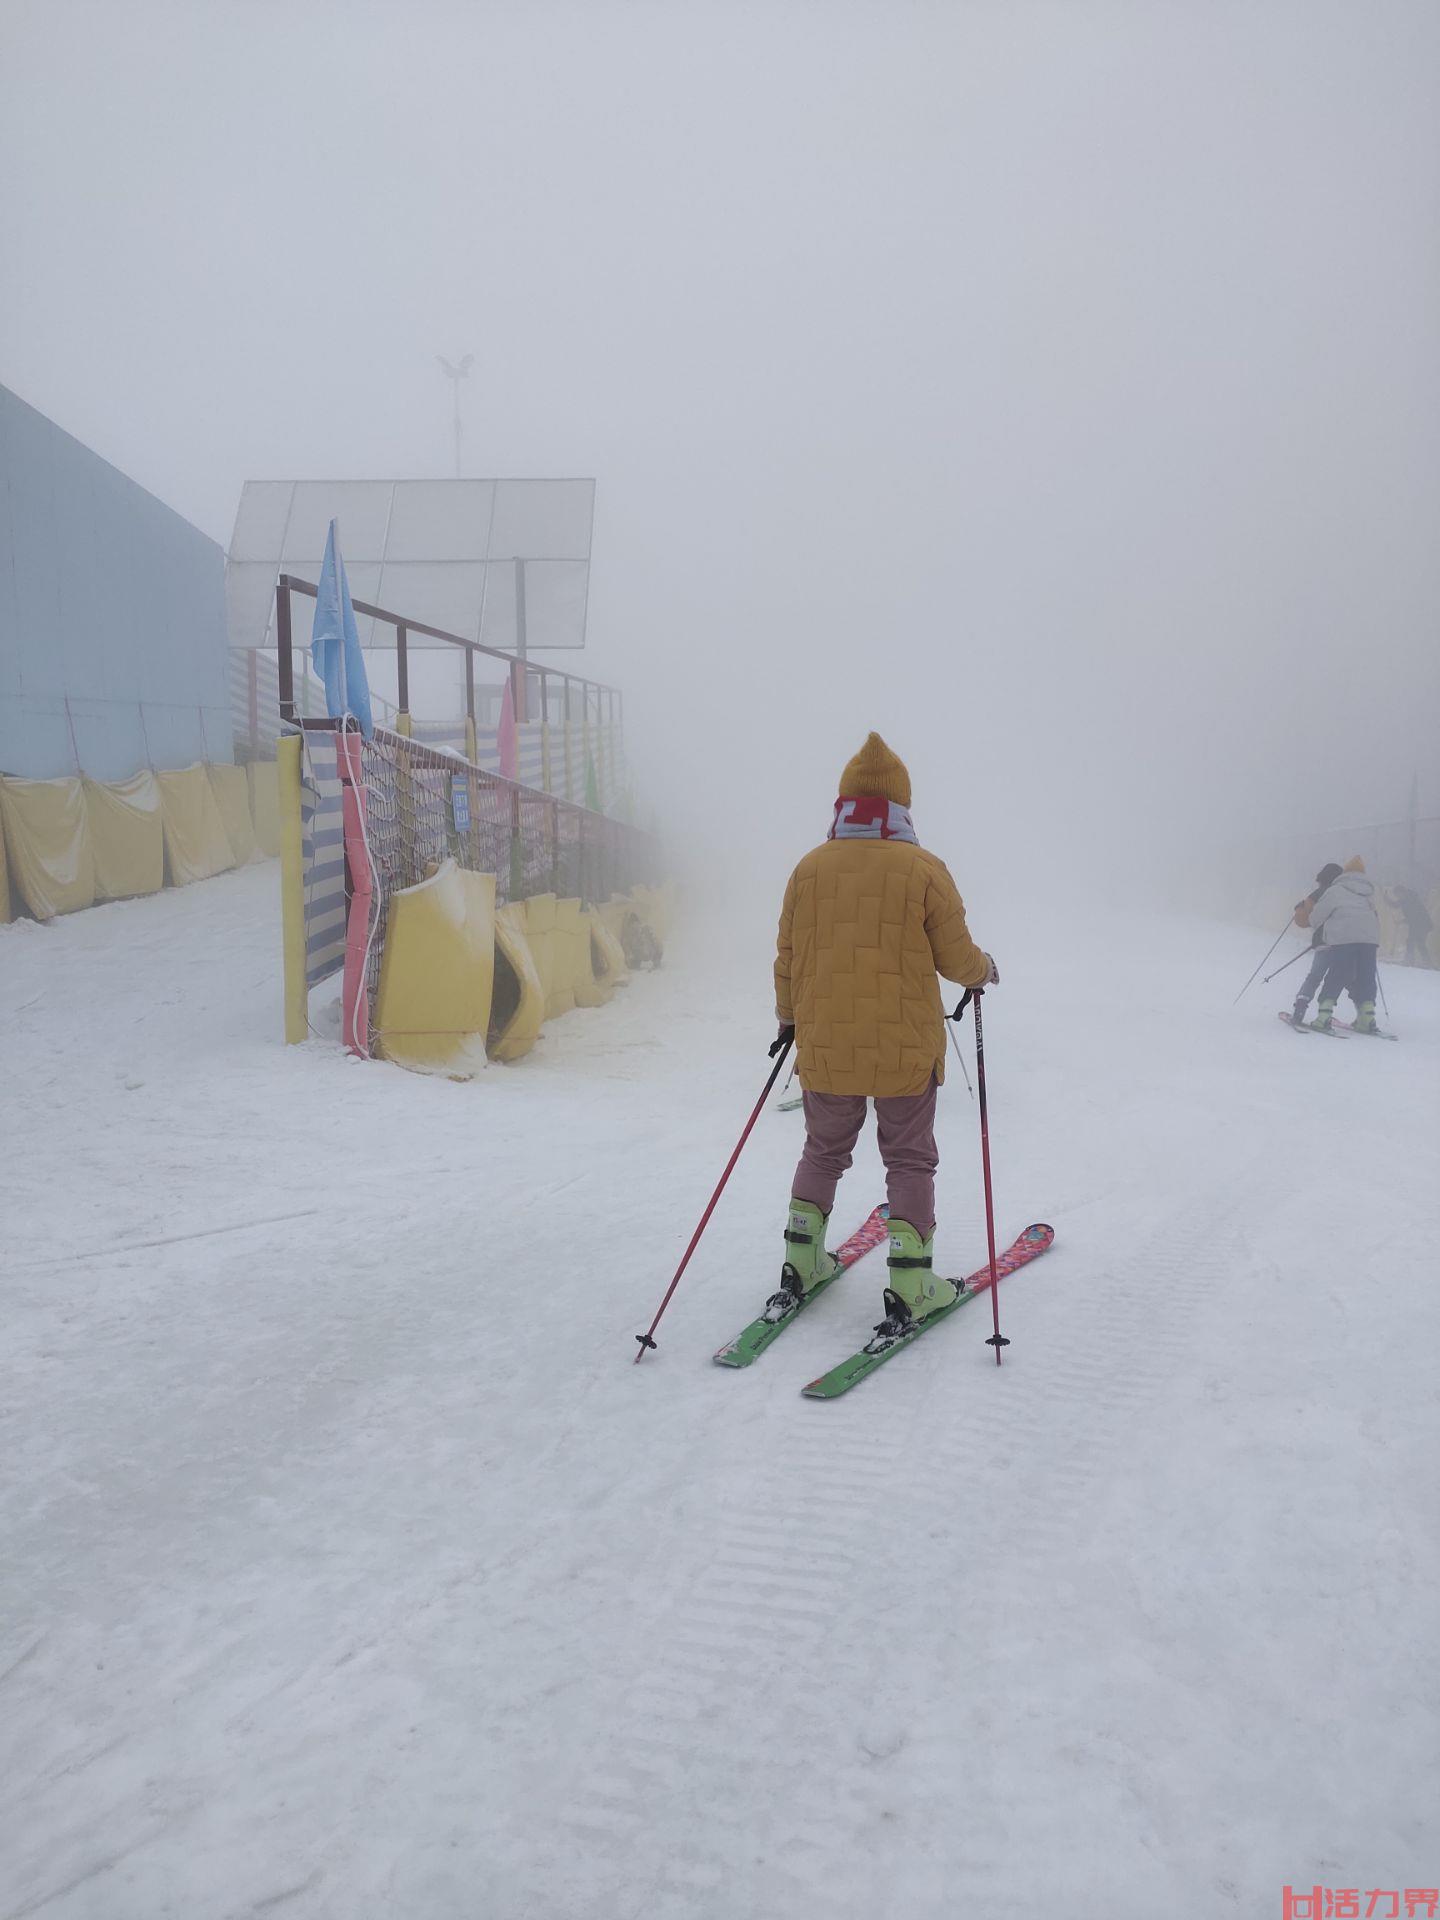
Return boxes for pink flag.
[498,674,518,781]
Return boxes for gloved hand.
[982,953,1000,986]
[770,1023,796,1058]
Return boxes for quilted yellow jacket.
[775,837,989,1097]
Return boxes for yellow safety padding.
[0,796,11,923]
[605,892,662,971]
[84,771,164,901]
[374,858,496,1077]
[574,905,614,1007]
[637,884,675,963]
[564,902,593,1005]
[632,883,673,947]
[489,902,546,1062]
[599,896,631,938]
[522,891,557,1014]
[525,891,576,1020]
[157,764,236,885]
[554,896,587,1013]
[248,761,282,857]
[601,895,638,968]
[589,908,629,990]
[209,763,256,865]
[0,775,96,920]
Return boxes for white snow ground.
[2,863,1437,1920]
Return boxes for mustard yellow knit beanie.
[838,732,911,808]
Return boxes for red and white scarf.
[828,795,919,845]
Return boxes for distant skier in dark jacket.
[1388,884,1434,968]
[1288,862,1343,1028]
[1309,859,1382,1033]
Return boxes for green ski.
[713,1205,889,1368]
[801,1223,1055,1399]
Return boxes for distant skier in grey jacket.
[1289,862,1344,1027]
[1309,860,1382,1033]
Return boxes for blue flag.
[310,519,373,737]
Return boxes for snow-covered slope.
[2,867,1436,1919]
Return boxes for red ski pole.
[953,989,1008,1366]
[634,1036,793,1361]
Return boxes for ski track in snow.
[1,865,1437,1919]
[546,1188,1251,1920]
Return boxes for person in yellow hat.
[769,732,997,1333]
[1308,855,1382,1033]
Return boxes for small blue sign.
[451,774,470,835]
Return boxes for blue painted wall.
[0,384,230,781]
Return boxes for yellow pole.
[278,734,308,1044]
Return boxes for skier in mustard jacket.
[772,732,996,1330]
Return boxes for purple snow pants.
[792,1078,939,1236]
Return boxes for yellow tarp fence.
[84,771,164,901]
[249,762,282,858]
[209,764,256,865]
[157,764,236,886]
[0,775,96,920]
[0,758,282,926]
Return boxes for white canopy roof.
[226,478,594,653]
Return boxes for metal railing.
[277,573,660,1059]
[275,573,623,747]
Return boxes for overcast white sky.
[3,0,1437,890]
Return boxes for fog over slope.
[4,1,1436,918]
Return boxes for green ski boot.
[879,1218,959,1330]
[764,1199,838,1319]
[1352,1000,1379,1034]
[1311,996,1337,1033]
